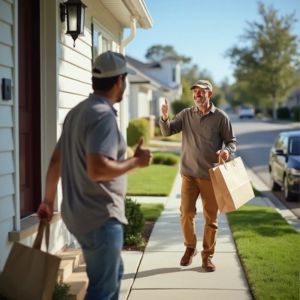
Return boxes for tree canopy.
[145,45,191,64]
[227,2,300,118]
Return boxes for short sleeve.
[86,113,119,160]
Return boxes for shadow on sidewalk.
[123,266,209,280]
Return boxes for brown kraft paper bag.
[209,156,255,213]
[0,221,61,300]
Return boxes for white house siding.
[137,88,151,117]
[129,85,139,119]
[146,63,173,88]
[58,0,123,122]
[0,0,16,269]
[129,85,153,119]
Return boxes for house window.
[172,67,176,82]
[92,19,113,62]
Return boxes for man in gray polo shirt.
[37,51,152,299]
[160,79,236,272]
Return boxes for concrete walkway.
[121,171,252,300]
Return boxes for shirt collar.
[90,93,118,116]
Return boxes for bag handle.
[32,220,50,251]
[218,155,226,165]
[218,155,229,170]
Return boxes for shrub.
[154,125,162,137]
[152,152,179,166]
[277,107,290,120]
[124,198,145,246]
[125,233,144,246]
[291,106,300,122]
[171,100,191,115]
[53,283,71,300]
[127,118,150,147]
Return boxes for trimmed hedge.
[291,106,300,122]
[127,118,150,147]
[277,107,290,120]
[152,152,179,166]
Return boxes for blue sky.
[125,0,300,85]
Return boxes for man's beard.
[116,84,126,103]
[194,96,206,106]
[116,94,123,103]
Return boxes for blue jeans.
[76,218,124,300]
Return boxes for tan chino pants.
[180,175,218,259]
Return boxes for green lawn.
[140,203,164,221]
[127,164,178,196]
[227,205,300,300]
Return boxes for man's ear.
[208,91,213,97]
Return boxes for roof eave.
[100,0,153,29]
[123,0,153,29]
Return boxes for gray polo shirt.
[57,93,128,235]
[159,103,237,179]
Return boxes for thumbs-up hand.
[134,137,152,167]
[161,98,169,121]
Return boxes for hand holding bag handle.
[33,220,50,251]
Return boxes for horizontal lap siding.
[57,1,122,124]
[0,0,15,271]
[58,31,92,120]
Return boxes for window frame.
[91,18,114,62]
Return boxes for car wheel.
[284,176,294,201]
[271,177,281,191]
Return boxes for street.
[230,114,300,218]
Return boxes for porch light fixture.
[60,0,87,47]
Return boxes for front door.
[19,0,41,217]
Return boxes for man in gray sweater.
[160,79,236,272]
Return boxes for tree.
[180,77,193,102]
[145,45,191,64]
[227,2,300,119]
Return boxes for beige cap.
[92,51,131,79]
[190,79,213,92]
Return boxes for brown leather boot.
[202,257,216,272]
[180,247,197,266]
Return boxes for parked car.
[269,130,300,201]
[238,106,255,119]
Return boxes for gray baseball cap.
[92,51,131,79]
[190,79,213,91]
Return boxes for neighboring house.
[283,88,300,110]
[0,0,152,270]
[126,55,182,122]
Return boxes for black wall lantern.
[60,0,87,47]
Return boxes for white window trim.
[92,18,114,62]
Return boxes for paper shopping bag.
[209,156,255,213]
[0,221,61,300]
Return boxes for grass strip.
[140,203,164,221]
[127,164,178,196]
[227,204,300,300]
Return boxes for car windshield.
[289,137,300,155]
